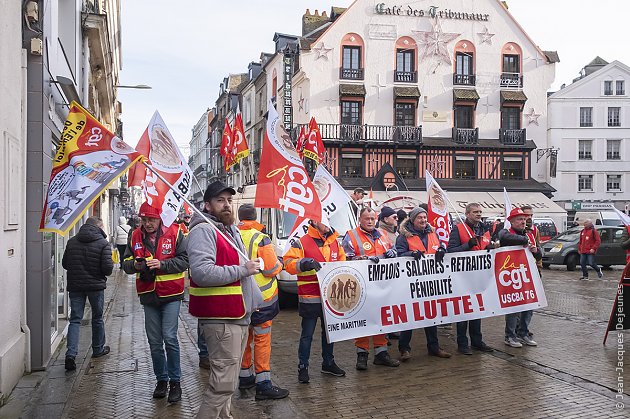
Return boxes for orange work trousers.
[240,320,272,377]
[355,334,388,351]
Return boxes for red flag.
[231,109,250,166]
[127,111,193,227]
[303,117,325,164]
[255,102,323,222]
[220,118,234,171]
[183,202,194,216]
[425,170,452,247]
[295,125,307,158]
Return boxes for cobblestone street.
[1,266,628,418]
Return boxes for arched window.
[394,36,418,83]
[500,43,523,88]
[340,33,364,80]
[453,40,476,86]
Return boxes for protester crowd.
[60,181,629,419]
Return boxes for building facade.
[548,58,630,214]
[189,109,213,203]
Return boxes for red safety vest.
[457,223,491,251]
[131,225,185,298]
[405,232,441,254]
[189,229,246,319]
[346,227,391,257]
[297,234,341,305]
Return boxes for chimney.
[302,7,330,36]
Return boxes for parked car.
[541,226,626,270]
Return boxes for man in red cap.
[497,207,542,348]
[122,201,188,403]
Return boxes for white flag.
[503,187,513,230]
[612,207,630,227]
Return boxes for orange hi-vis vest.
[405,232,441,254]
[297,234,341,305]
[189,229,246,319]
[456,222,491,251]
[130,225,185,298]
[347,227,391,257]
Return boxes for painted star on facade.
[412,20,460,65]
[525,108,541,125]
[312,42,333,60]
[477,26,495,45]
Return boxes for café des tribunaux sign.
[374,3,490,22]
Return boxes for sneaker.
[597,270,603,279]
[199,357,211,370]
[457,346,473,355]
[298,366,309,384]
[504,338,523,348]
[356,352,369,370]
[428,348,452,358]
[65,357,76,371]
[153,380,168,399]
[399,350,412,361]
[167,381,182,403]
[255,384,290,400]
[373,351,400,367]
[519,335,538,346]
[579,276,589,281]
[472,343,494,353]
[92,346,110,358]
[322,362,346,377]
[239,375,256,389]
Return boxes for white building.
[189,109,213,203]
[548,58,630,214]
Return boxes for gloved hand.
[384,248,397,258]
[411,250,425,260]
[434,247,446,263]
[368,256,380,264]
[467,237,478,248]
[299,258,322,272]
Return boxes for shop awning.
[339,83,366,97]
[453,88,480,101]
[500,90,528,103]
[394,86,421,98]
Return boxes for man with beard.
[122,202,188,403]
[395,207,450,361]
[447,203,495,355]
[186,181,263,418]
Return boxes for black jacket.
[498,228,542,261]
[62,223,113,292]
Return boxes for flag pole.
[141,161,251,262]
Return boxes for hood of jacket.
[399,218,433,238]
[77,223,107,243]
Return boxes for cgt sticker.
[494,249,538,308]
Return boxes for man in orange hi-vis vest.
[342,207,400,370]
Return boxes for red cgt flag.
[303,117,325,164]
[295,125,307,159]
[255,102,323,222]
[220,118,234,171]
[231,109,250,166]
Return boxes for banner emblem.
[494,249,538,308]
[322,267,367,318]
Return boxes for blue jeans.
[398,326,439,354]
[505,310,533,340]
[580,254,601,278]
[456,319,483,349]
[298,316,334,368]
[198,322,208,358]
[66,291,106,359]
[143,301,181,382]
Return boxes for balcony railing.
[394,71,418,83]
[339,68,364,80]
[292,123,422,144]
[452,127,479,145]
[453,74,476,86]
[499,128,526,145]
[500,72,524,88]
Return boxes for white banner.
[317,246,547,343]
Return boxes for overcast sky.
[117,0,630,155]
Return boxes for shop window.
[396,155,417,178]
[501,158,523,180]
[341,154,363,177]
[454,156,476,179]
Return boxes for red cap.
[139,202,161,219]
[507,207,526,221]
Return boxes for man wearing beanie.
[236,204,289,400]
[395,206,450,361]
[378,206,399,245]
[122,202,188,403]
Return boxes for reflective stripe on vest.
[131,225,185,298]
[456,223,491,251]
[405,232,440,254]
[239,228,278,303]
[188,225,246,319]
[347,228,388,257]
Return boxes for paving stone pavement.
[1,266,629,418]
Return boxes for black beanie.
[238,204,257,221]
[378,206,396,221]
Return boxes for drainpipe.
[21,50,31,373]
[82,34,89,104]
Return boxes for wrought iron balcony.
[453,73,476,86]
[339,68,364,80]
[452,127,479,145]
[394,71,418,83]
[500,72,524,88]
[499,128,526,145]
[292,123,422,144]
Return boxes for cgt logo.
[494,250,538,308]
